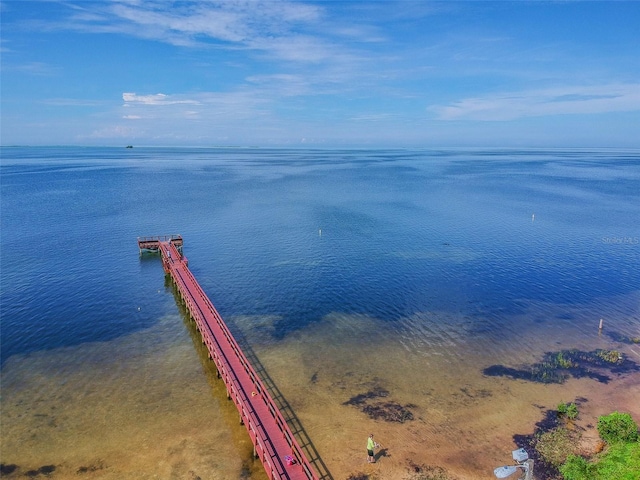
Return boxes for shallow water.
[1,147,639,479]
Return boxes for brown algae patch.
[344,387,416,423]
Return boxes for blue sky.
[1,1,639,147]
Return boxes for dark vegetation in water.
[25,465,56,477]
[343,386,415,423]
[2,462,110,478]
[483,349,639,384]
[77,460,106,474]
[346,474,369,480]
[405,461,457,479]
[514,409,566,480]
[0,464,57,478]
[345,385,389,404]
[240,461,252,480]
[1,464,18,475]
[513,399,588,480]
[606,330,640,345]
[362,402,415,423]
[346,461,456,480]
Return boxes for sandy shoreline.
[257,312,640,479]
[1,307,639,480]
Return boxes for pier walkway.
[137,236,319,480]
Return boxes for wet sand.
[2,298,639,480]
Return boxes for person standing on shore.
[366,433,380,463]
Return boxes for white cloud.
[65,0,334,63]
[350,113,399,122]
[122,92,199,105]
[251,35,335,63]
[55,0,386,78]
[120,90,272,125]
[429,84,640,121]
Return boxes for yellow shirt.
[367,437,375,451]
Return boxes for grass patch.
[534,426,580,468]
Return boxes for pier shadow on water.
[233,331,334,480]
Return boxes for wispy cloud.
[350,113,400,122]
[5,1,638,147]
[63,0,338,63]
[122,92,200,106]
[121,90,271,122]
[0,37,11,54]
[245,73,312,96]
[4,61,60,76]
[20,1,402,99]
[429,84,640,121]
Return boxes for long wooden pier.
[138,235,319,480]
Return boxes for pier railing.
[137,235,183,253]
[147,238,319,480]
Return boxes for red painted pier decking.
[137,235,319,480]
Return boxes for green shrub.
[559,412,640,479]
[560,454,592,480]
[593,441,640,479]
[558,402,579,420]
[597,412,639,444]
[560,442,640,480]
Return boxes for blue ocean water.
[2,147,640,479]
[1,147,639,364]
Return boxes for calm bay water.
[1,147,639,479]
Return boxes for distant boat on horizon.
[126,145,133,148]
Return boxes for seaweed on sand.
[406,461,457,480]
[344,386,389,405]
[0,464,18,476]
[344,387,415,423]
[362,402,415,423]
[346,474,369,480]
